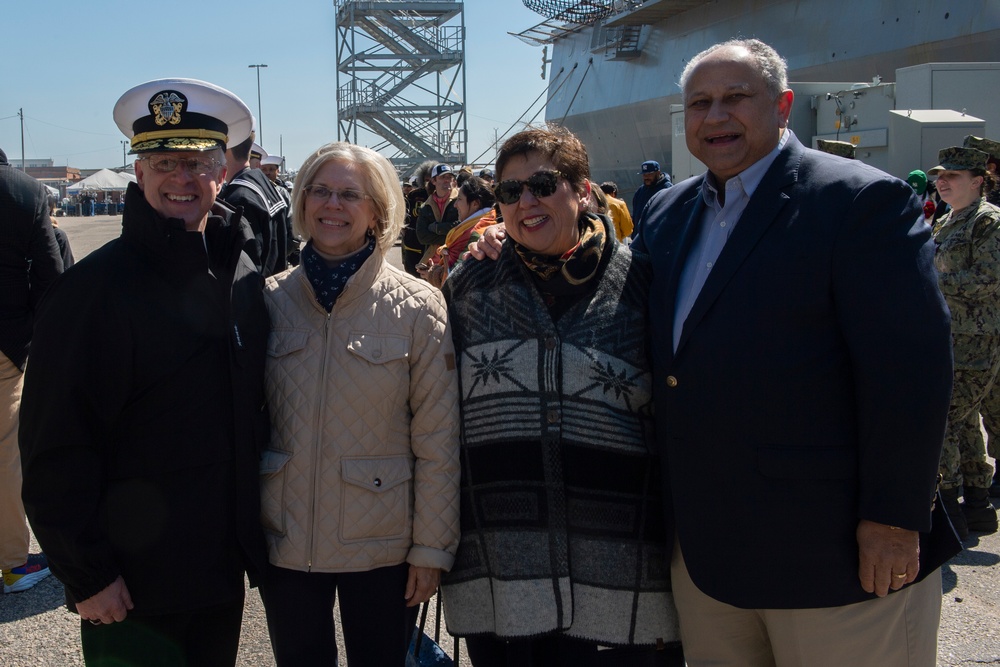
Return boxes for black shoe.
[941,487,969,539]
[962,486,999,534]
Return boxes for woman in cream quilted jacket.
[258,141,461,667]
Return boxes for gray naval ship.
[517,0,1000,204]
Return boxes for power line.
[22,114,117,137]
[558,58,594,125]
[469,63,575,166]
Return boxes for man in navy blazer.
[634,39,955,665]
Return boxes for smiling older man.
[633,38,956,666]
[18,78,269,667]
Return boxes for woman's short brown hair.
[495,125,590,194]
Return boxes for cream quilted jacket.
[261,252,460,573]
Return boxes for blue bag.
[405,594,457,666]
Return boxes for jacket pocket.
[267,328,310,358]
[340,455,413,543]
[260,449,292,536]
[346,332,410,364]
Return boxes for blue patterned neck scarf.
[302,235,376,312]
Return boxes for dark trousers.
[401,226,424,277]
[260,561,418,667]
[465,634,683,667]
[79,597,244,667]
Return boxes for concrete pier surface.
[1,215,997,665]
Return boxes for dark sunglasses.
[493,170,563,205]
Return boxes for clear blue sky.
[1,0,548,172]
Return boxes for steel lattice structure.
[514,0,647,46]
[521,0,614,22]
[335,0,467,172]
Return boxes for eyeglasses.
[493,170,563,205]
[142,155,221,176]
[303,185,371,205]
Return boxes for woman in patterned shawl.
[440,126,681,666]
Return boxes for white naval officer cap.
[260,154,283,167]
[114,78,253,154]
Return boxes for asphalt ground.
[1,214,998,665]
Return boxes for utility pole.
[121,140,128,169]
[18,108,25,171]
[248,64,268,145]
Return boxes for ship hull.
[542,0,1000,202]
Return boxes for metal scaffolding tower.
[335,0,467,172]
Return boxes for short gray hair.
[680,38,789,99]
[291,142,404,257]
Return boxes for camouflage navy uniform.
[980,384,1000,462]
[933,195,1000,490]
[964,135,1000,217]
[815,139,855,159]
[953,385,999,477]
[973,367,1000,485]
[956,135,1000,496]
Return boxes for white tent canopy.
[66,168,136,192]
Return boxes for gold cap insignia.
[150,91,186,127]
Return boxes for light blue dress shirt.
[672,129,791,351]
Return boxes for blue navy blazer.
[634,134,954,609]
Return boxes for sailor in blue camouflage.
[931,146,1000,491]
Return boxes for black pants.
[401,226,424,277]
[79,597,244,667]
[465,634,684,667]
[260,561,419,667]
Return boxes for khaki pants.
[671,542,942,667]
[0,351,29,570]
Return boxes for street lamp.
[248,64,268,145]
[121,140,128,169]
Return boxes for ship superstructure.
[516,0,1000,203]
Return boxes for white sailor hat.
[115,78,253,154]
[260,154,283,167]
[250,142,266,161]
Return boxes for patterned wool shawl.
[440,226,679,647]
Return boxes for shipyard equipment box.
[887,109,985,180]
[895,63,1000,137]
[669,104,705,182]
[812,81,895,173]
